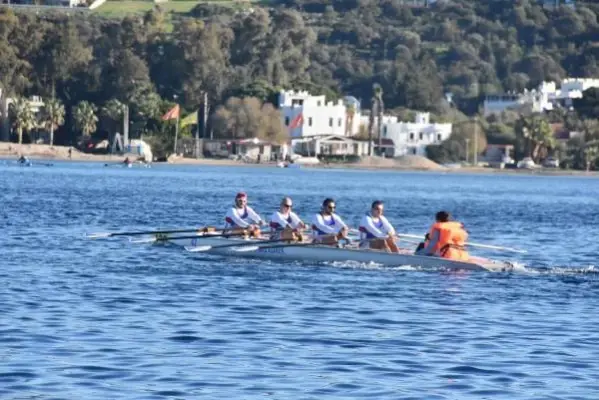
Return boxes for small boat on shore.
[154,232,514,272]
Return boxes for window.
[412,148,417,155]
[409,132,414,140]
[437,134,442,141]
[285,117,290,126]
[383,126,387,137]
[329,118,333,127]
[419,132,423,140]
[308,117,313,127]
[291,99,304,106]
[317,101,321,106]
[338,118,342,127]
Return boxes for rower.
[269,197,306,241]
[224,192,265,238]
[311,198,349,245]
[358,200,399,253]
[415,211,469,261]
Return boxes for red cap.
[235,192,247,199]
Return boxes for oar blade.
[85,232,112,239]
[130,237,158,244]
[184,245,213,253]
[231,246,260,252]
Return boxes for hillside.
[0,0,598,143]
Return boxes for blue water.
[1,161,599,399]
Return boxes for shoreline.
[1,143,597,177]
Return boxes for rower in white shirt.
[269,197,306,241]
[311,198,350,245]
[358,200,399,253]
[224,192,265,237]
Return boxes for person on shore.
[311,198,350,245]
[224,192,265,238]
[358,200,399,253]
[269,197,306,241]
[415,211,469,261]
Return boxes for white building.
[279,90,361,139]
[360,112,452,157]
[484,78,599,116]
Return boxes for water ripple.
[1,163,599,399]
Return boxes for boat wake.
[518,264,598,276]
[321,260,599,277]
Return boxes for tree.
[42,98,65,146]
[579,119,599,171]
[101,98,125,138]
[451,119,488,163]
[73,101,98,140]
[211,96,286,142]
[515,114,555,163]
[9,97,37,145]
[572,88,599,120]
[259,102,287,144]
[374,83,384,150]
[345,101,356,136]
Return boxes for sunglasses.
[327,205,336,210]
[282,204,292,208]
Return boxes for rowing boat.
[157,233,514,272]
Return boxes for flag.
[289,112,303,129]
[161,104,180,121]
[180,110,198,128]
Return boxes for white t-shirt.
[359,214,395,239]
[269,211,304,230]
[311,213,348,237]
[225,206,263,228]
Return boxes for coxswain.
[311,198,349,245]
[358,200,399,253]
[224,192,265,238]
[269,197,306,241]
[415,211,469,261]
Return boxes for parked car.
[543,157,559,168]
[517,157,536,169]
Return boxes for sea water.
[1,162,598,399]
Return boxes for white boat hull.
[159,234,513,272]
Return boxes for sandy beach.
[1,142,597,176]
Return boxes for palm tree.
[73,101,98,140]
[42,98,65,146]
[515,114,554,163]
[580,120,599,171]
[374,84,384,153]
[345,102,355,137]
[102,98,125,134]
[9,97,37,145]
[368,99,376,156]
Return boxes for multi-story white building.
[484,78,599,116]
[278,90,361,138]
[279,90,451,158]
[366,112,452,157]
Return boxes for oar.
[185,238,293,253]
[397,233,527,254]
[86,227,213,239]
[130,231,248,244]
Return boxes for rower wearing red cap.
[224,192,265,237]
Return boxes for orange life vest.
[427,221,469,261]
